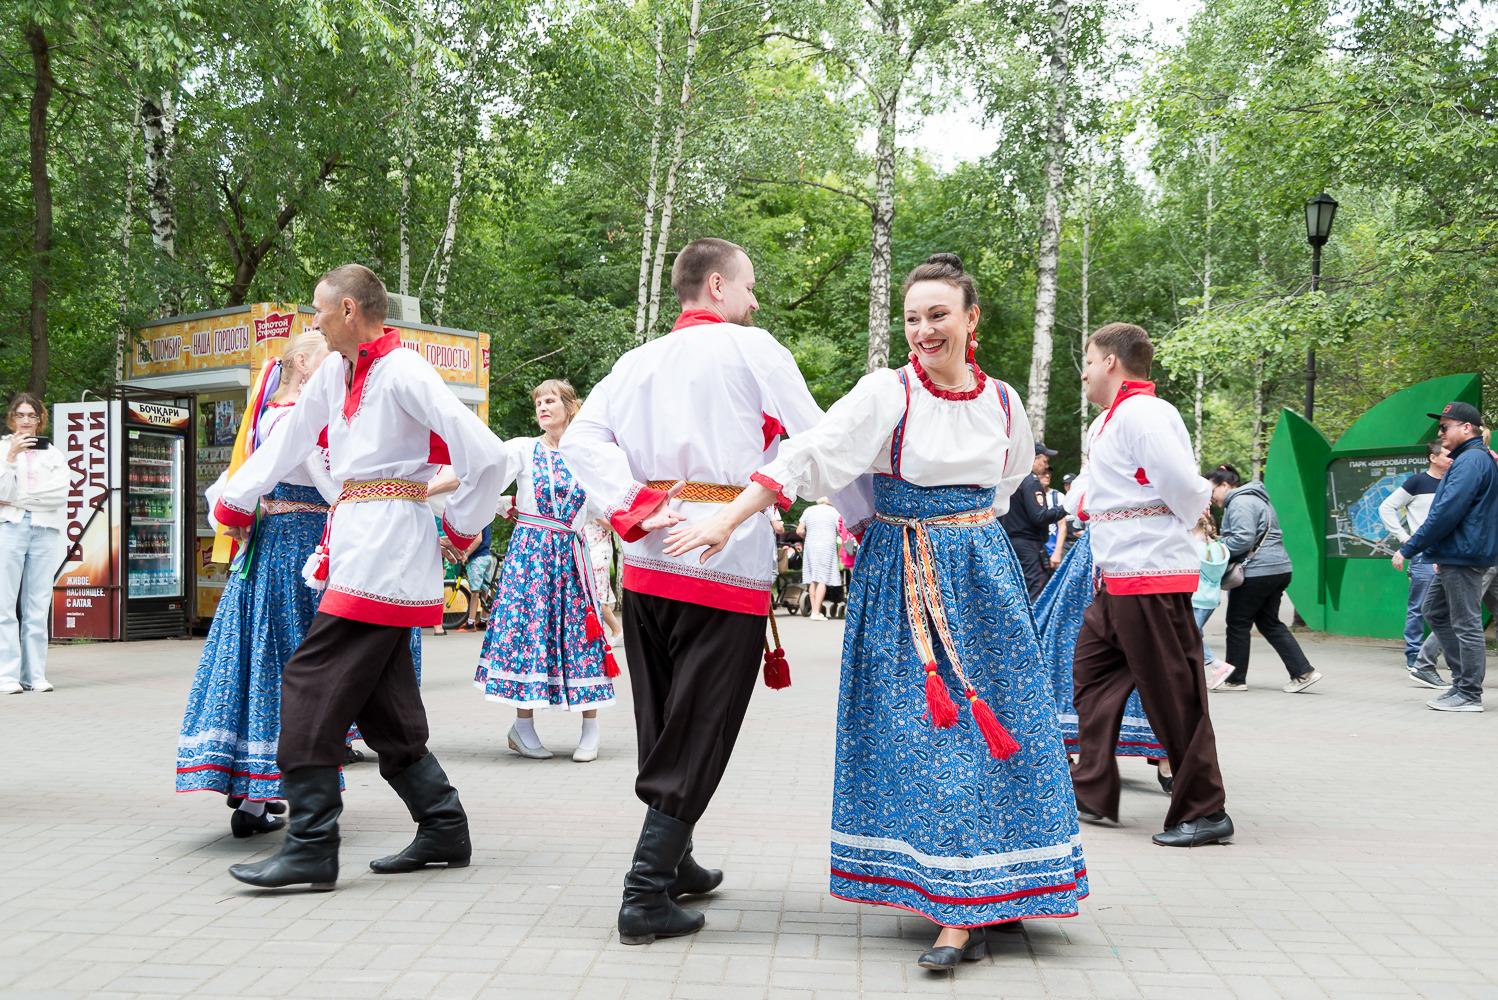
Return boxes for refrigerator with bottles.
[122,401,194,638]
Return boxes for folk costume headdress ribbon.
[211,360,282,573]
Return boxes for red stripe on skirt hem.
[831,867,1087,906]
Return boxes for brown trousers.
[1072,588,1226,830]
[277,612,430,781]
[621,590,765,824]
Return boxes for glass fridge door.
[127,431,185,598]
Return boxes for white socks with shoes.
[236,798,267,817]
[514,715,543,750]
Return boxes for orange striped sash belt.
[873,507,1021,761]
[337,478,428,504]
[645,480,744,504]
[261,499,331,516]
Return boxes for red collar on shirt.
[1100,380,1155,431]
[344,328,403,420]
[672,309,726,330]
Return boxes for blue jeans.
[1404,554,1435,660]
[0,513,63,689]
[1193,604,1219,666]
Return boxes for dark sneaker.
[1427,692,1482,713]
[1408,667,1447,690]
[1075,797,1108,825]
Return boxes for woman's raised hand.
[6,434,35,462]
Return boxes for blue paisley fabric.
[830,477,1087,928]
[176,483,324,801]
[1033,531,1162,758]
[474,442,614,712]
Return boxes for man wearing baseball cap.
[1391,401,1498,712]
[999,441,1069,598]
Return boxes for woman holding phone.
[0,392,67,695]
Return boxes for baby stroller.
[773,568,850,619]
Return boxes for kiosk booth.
[102,302,490,629]
[1264,372,1482,639]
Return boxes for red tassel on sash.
[925,666,958,728]
[968,692,1020,760]
[584,606,604,642]
[603,644,621,678]
[762,646,791,689]
[312,549,328,581]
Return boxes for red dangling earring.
[966,335,977,361]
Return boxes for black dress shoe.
[618,808,706,945]
[370,754,472,873]
[344,745,366,765]
[229,766,342,890]
[231,808,286,838]
[918,926,987,970]
[1152,810,1233,848]
[668,840,723,897]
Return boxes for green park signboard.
[1263,373,1482,639]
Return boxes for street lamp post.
[1303,192,1338,424]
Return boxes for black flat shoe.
[918,926,987,970]
[1075,796,1107,824]
[344,746,366,765]
[1157,771,1174,794]
[231,809,287,838]
[1153,810,1233,848]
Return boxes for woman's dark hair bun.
[901,252,978,311]
[926,252,964,272]
[1206,462,1242,488]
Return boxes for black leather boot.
[369,753,472,873]
[668,840,723,897]
[228,767,341,890]
[618,808,706,945]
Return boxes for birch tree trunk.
[645,0,702,337]
[635,12,667,341]
[431,145,466,324]
[1025,0,1071,441]
[1251,354,1265,481]
[140,92,177,259]
[1078,161,1092,457]
[1194,133,1216,468]
[27,21,53,396]
[117,105,139,382]
[866,86,896,373]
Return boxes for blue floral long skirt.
[176,483,324,802]
[1034,532,1162,758]
[831,478,1087,927]
[474,522,614,711]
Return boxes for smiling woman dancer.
[666,254,1086,974]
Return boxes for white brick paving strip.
[1,616,1494,999]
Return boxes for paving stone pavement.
[2,613,1495,1000]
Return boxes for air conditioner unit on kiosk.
[388,294,422,325]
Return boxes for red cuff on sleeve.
[751,471,792,512]
[609,484,669,543]
[441,513,476,550]
[214,498,256,529]
[428,432,450,465]
[1076,492,1089,522]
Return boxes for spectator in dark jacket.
[1000,442,1069,599]
[1207,464,1321,694]
[1393,402,1498,713]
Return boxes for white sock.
[579,716,600,752]
[514,716,542,749]
[237,799,266,817]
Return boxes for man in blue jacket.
[1392,402,1498,712]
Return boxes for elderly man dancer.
[1065,323,1232,848]
[562,237,860,944]
[215,265,510,890]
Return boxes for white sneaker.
[27,681,53,693]
[810,613,828,621]
[0,682,23,695]
[1282,670,1322,694]
[1207,663,1234,690]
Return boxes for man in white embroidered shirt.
[1065,323,1232,848]
[561,237,857,945]
[214,264,509,891]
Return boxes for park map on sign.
[1324,454,1430,558]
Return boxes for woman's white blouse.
[495,437,606,531]
[0,439,68,531]
[757,364,1035,528]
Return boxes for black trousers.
[1224,572,1312,683]
[278,612,430,781]
[621,590,765,824]
[1072,589,1226,830]
[1011,536,1049,600]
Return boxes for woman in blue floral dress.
[667,255,1086,974]
[177,334,337,837]
[474,379,617,763]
